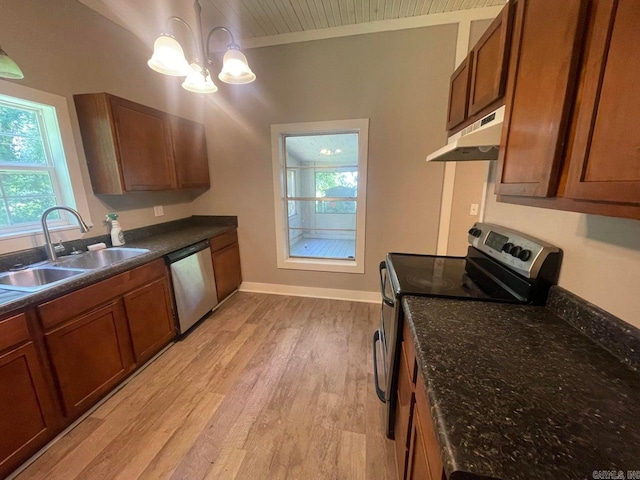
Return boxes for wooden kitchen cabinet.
[210,230,242,302]
[74,93,210,194]
[468,2,513,117]
[169,115,210,189]
[43,300,134,417]
[446,54,473,132]
[563,0,640,205]
[395,321,444,480]
[495,0,640,220]
[38,259,175,417]
[124,276,175,365]
[0,312,60,479]
[446,3,513,134]
[495,0,588,197]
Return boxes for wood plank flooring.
[15,292,397,480]
[289,239,355,259]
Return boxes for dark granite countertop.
[402,293,640,480]
[0,216,237,316]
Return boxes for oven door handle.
[372,330,386,403]
[379,261,395,307]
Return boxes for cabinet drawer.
[210,229,238,252]
[38,259,166,330]
[0,313,30,353]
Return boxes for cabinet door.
[468,3,513,117]
[0,341,58,478]
[446,53,474,132]
[170,115,210,189]
[44,301,134,417]
[109,96,176,191]
[124,277,175,365]
[212,242,242,302]
[495,0,588,197]
[413,375,444,480]
[406,412,430,480]
[394,344,414,480]
[565,0,640,204]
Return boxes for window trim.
[0,80,93,245]
[271,119,368,274]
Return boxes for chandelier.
[147,0,255,94]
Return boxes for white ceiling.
[78,0,507,49]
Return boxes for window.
[271,119,368,273]
[0,81,91,243]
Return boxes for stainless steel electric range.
[373,222,563,438]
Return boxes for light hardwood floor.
[15,292,397,480]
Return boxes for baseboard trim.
[239,282,381,304]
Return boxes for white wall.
[484,162,640,329]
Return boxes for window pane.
[285,133,358,166]
[316,200,357,214]
[0,105,46,164]
[7,196,57,224]
[0,203,9,226]
[289,228,356,260]
[286,199,356,260]
[1,172,55,196]
[315,171,357,198]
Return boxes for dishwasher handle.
[166,240,211,264]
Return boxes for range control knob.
[468,227,476,236]
[502,242,514,254]
[468,228,482,238]
[510,246,522,258]
[518,249,532,261]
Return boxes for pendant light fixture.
[148,0,255,94]
[0,45,24,79]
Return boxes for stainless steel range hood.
[426,106,505,162]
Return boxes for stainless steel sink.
[54,247,150,270]
[0,266,87,292]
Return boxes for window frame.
[271,119,368,274]
[0,80,92,247]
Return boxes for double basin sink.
[0,247,150,292]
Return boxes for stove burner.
[405,274,458,292]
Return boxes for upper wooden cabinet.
[468,3,514,117]
[446,3,513,134]
[169,115,211,189]
[495,0,640,220]
[564,0,640,204]
[446,54,473,132]
[495,0,587,197]
[74,93,210,194]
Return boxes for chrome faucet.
[41,206,91,261]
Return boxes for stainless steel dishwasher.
[166,240,218,334]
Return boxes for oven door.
[373,261,397,404]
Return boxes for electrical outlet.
[154,205,164,217]
[470,203,479,216]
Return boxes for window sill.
[277,256,364,274]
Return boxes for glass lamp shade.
[182,64,218,93]
[147,34,190,76]
[0,46,24,79]
[218,48,256,85]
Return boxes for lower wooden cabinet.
[210,230,242,302]
[396,321,445,480]
[0,313,59,479]
[124,276,175,364]
[44,300,134,417]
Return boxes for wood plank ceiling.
[78,0,508,45]
[201,0,509,39]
